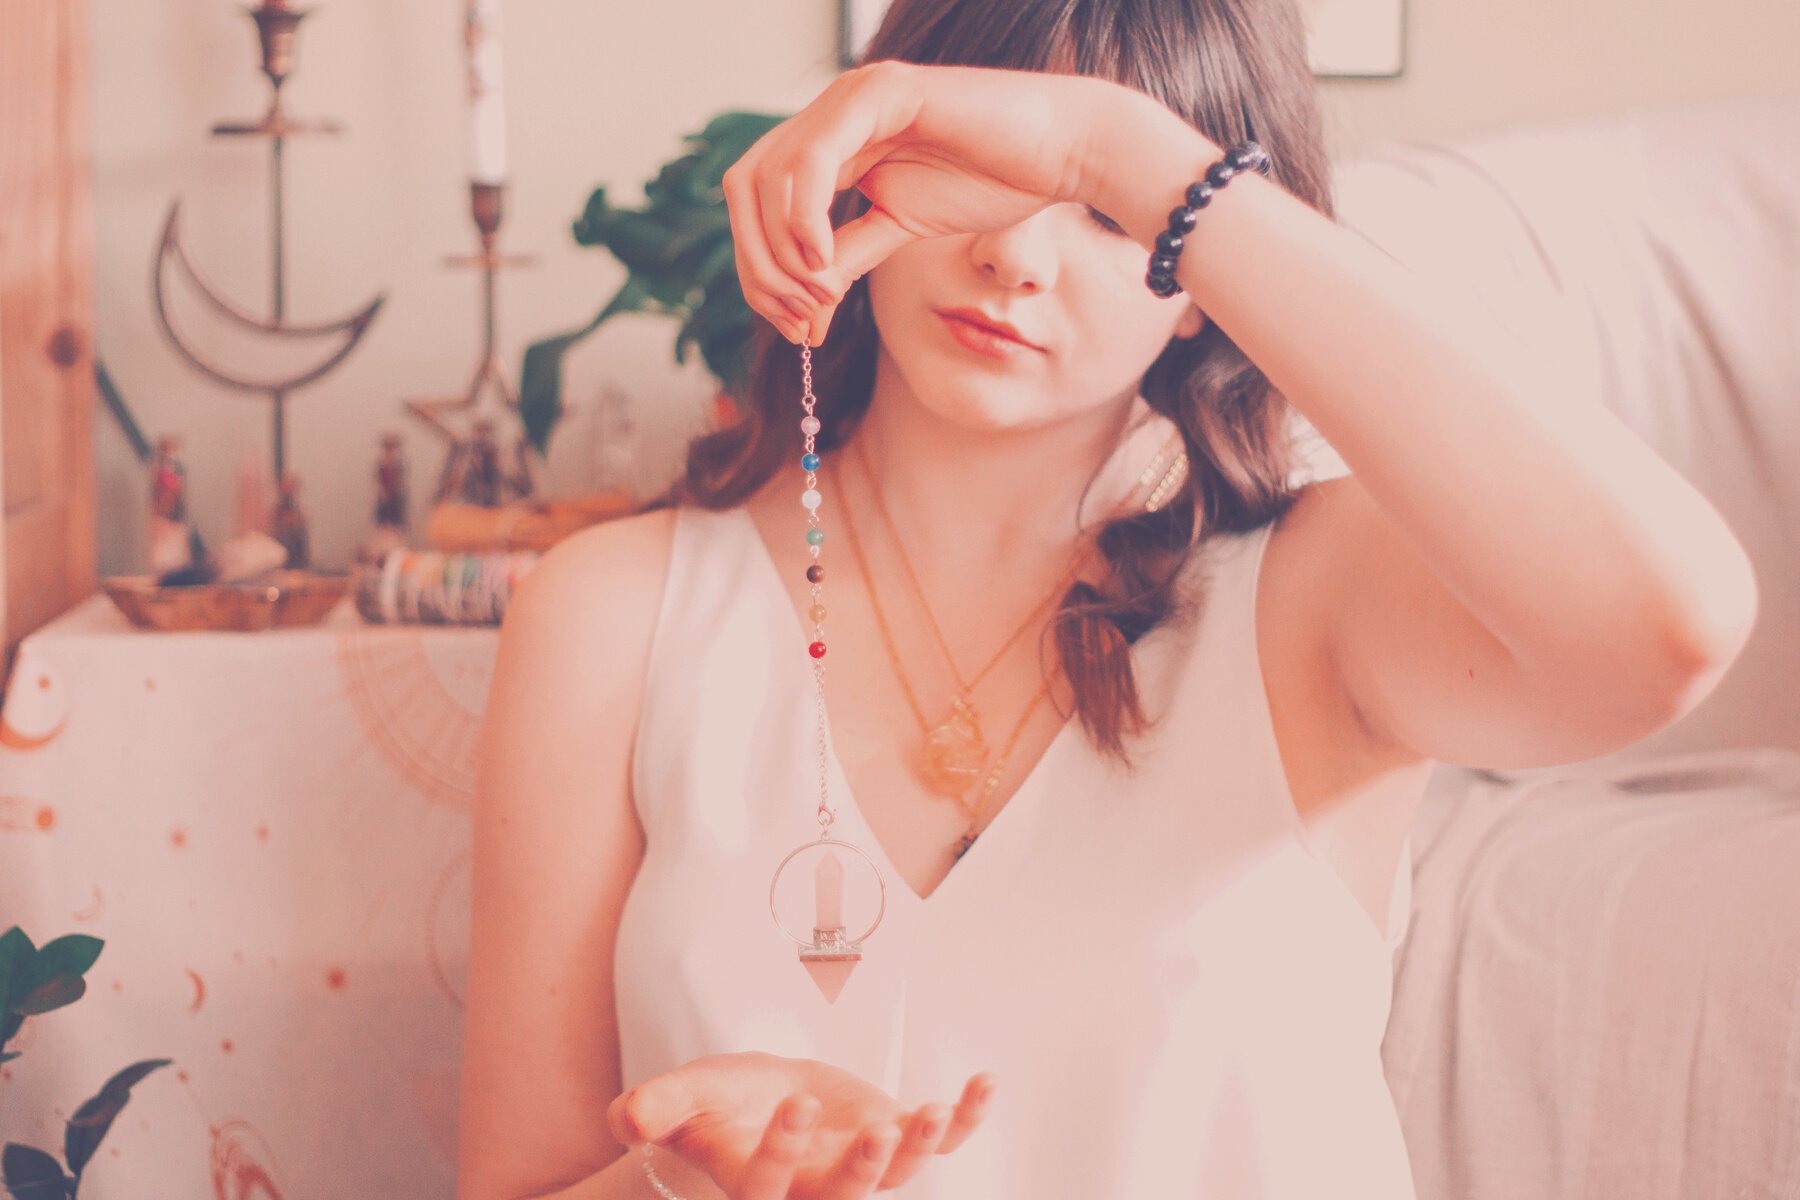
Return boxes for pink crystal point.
[804,959,856,1003]
[815,850,844,928]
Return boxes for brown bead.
[806,564,825,583]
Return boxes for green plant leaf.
[517,274,656,456]
[6,935,101,1021]
[525,109,791,450]
[676,285,757,395]
[12,976,83,1018]
[570,185,614,247]
[1,1144,71,1200]
[26,937,102,988]
[0,928,36,1024]
[63,1058,172,1180]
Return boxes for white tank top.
[615,502,1418,1199]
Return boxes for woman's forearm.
[1085,90,1756,694]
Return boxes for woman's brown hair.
[646,0,1333,768]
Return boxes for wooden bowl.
[101,570,351,632]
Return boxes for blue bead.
[801,452,820,471]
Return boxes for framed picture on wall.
[839,0,1407,79]
[1302,0,1407,77]
[839,0,887,69]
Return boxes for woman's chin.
[906,387,1053,435]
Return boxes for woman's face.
[863,200,1206,434]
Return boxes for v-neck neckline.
[729,503,1083,908]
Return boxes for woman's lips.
[936,311,1042,360]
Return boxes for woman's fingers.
[827,201,917,291]
[735,1093,819,1200]
[803,298,836,349]
[756,162,835,306]
[790,199,915,346]
[787,148,839,275]
[876,1103,952,1189]
[721,158,825,342]
[932,1073,997,1155]
[724,65,914,345]
[816,1121,903,1200]
[780,62,915,274]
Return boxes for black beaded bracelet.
[1145,140,1272,297]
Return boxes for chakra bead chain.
[798,344,836,839]
[641,345,828,1200]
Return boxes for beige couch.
[1323,95,1800,1200]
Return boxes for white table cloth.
[0,593,494,1199]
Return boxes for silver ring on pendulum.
[768,835,888,962]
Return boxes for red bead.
[806,564,825,583]
[808,641,827,658]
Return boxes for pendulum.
[766,342,888,1004]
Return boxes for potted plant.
[0,927,170,1199]
[518,110,788,456]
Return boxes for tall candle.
[464,0,508,183]
[814,850,845,930]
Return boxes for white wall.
[91,0,1800,573]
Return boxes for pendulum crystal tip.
[803,958,857,1003]
[800,925,861,1002]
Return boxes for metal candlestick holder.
[152,0,386,486]
[404,180,540,505]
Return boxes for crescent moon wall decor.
[1302,0,1407,78]
[153,203,384,396]
[148,0,387,485]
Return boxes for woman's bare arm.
[1087,89,1757,768]
[455,506,693,1200]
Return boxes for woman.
[456,3,1757,1198]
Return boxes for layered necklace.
[766,341,1188,1003]
[839,424,1188,862]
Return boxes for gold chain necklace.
[837,471,1067,824]
[845,437,1089,801]
[837,428,1189,831]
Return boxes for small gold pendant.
[921,694,988,799]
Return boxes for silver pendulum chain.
[767,344,886,978]
[643,346,852,1198]
[801,344,837,842]
[640,1143,683,1198]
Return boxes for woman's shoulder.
[500,504,688,670]
[526,501,681,597]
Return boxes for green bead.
[805,528,825,546]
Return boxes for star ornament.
[404,358,543,506]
